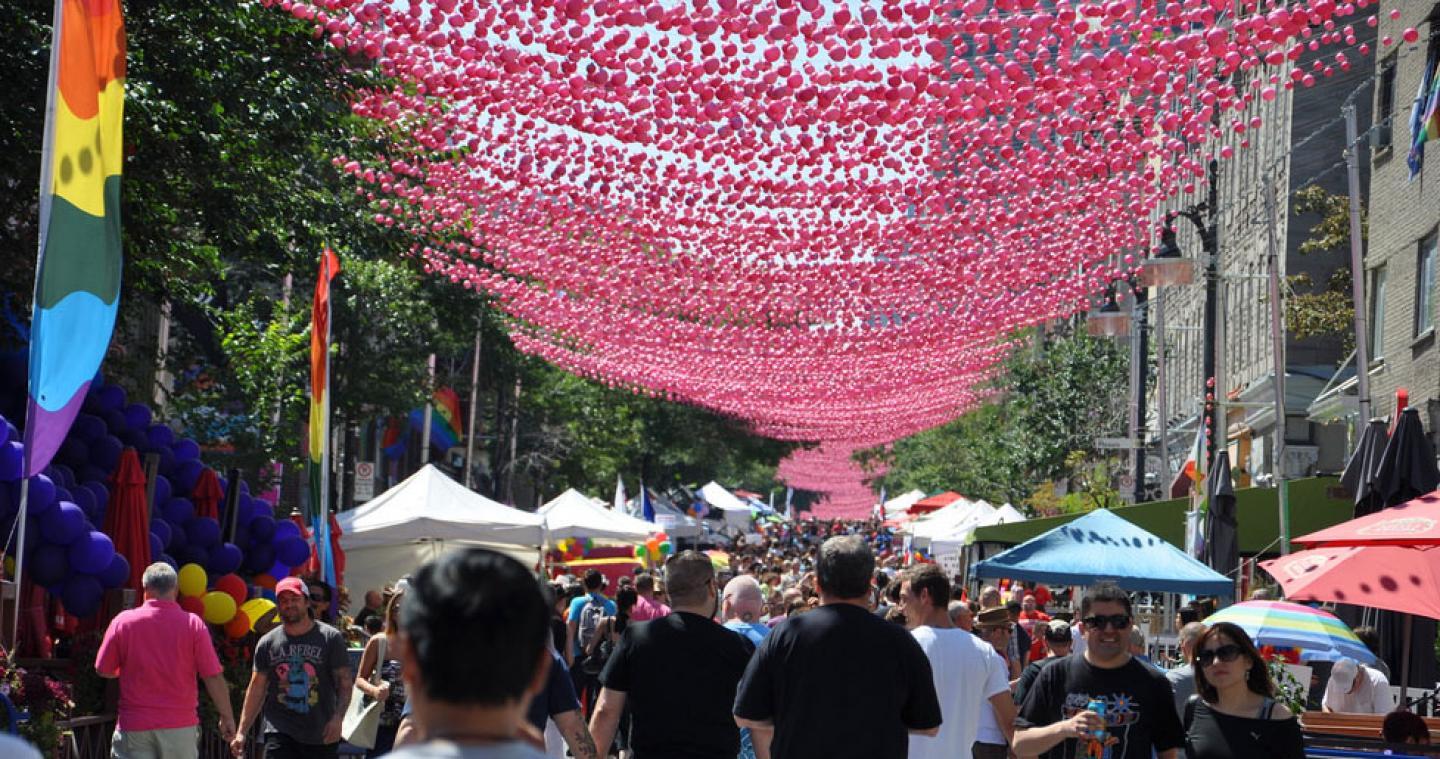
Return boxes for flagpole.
[422,353,435,464]
[464,329,482,489]
[10,479,29,652]
[319,252,334,585]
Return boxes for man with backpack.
[567,570,616,715]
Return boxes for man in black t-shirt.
[1014,582,1183,759]
[589,550,755,759]
[733,535,942,759]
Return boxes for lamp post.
[1163,158,1222,476]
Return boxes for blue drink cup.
[1086,698,1107,740]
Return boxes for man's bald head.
[723,575,765,623]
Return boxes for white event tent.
[930,503,1029,558]
[908,498,997,548]
[540,489,658,544]
[337,464,546,601]
[700,481,755,532]
[883,489,926,519]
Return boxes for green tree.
[1285,185,1363,344]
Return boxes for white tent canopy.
[540,489,658,544]
[883,489,926,518]
[909,499,997,547]
[929,504,1029,557]
[337,464,545,549]
[336,465,547,601]
[700,481,755,531]
[647,496,703,538]
[993,503,1027,524]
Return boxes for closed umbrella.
[1374,407,1439,509]
[1341,418,1390,517]
[1203,451,1238,580]
[191,467,222,521]
[1202,600,1375,665]
[103,448,152,592]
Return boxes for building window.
[1419,231,1438,337]
[1377,57,1396,150]
[1371,265,1387,360]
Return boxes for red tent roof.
[910,491,964,514]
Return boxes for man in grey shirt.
[1166,621,1207,716]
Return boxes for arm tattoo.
[567,722,599,759]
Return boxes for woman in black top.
[1184,621,1305,759]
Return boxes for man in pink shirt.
[628,572,671,622]
[96,562,236,758]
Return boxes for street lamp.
[1086,282,1131,337]
[1138,227,1196,288]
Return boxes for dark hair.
[311,579,333,602]
[364,615,384,635]
[874,571,890,593]
[901,564,950,610]
[1382,710,1430,744]
[1192,622,1274,703]
[817,535,873,599]
[1082,582,1131,616]
[401,547,549,705]
[583,569,605,591]
[1006,599,1021,613]
[635,573,655,592]
[664,551,715,606]
[616,588,638,619]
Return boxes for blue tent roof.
[973,509,1233,596]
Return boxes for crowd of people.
[82,517,1436,759]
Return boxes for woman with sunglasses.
[1184,622,1304,759]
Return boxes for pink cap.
[276,576,309,599]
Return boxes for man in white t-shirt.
[1323,657,1394,714]
[899,565,1014,759]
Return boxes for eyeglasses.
[1196,644,1244,668]
[1082,614,1132,631]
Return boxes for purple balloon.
[172,439,200,464]
[71,414,107,443]
[184,516,221,548]
[157,553,177,569]
[79,466,110,485]
[26,474,57,516]
[165,518,188,550]
[120,429,148,451]
[99,553,130,589]
[101,409,127,435]
[57,438,89,469]
[248,515,277,542]
[245,543,276,573]
[41,502,86,545]
[146,423,175,450]
[30,544,69,587]
[69,531,115,575]
[0,441,23,482]
[273,519,301,542]
[151,475,172,508]
[70,488,99,522]
[91,435,123,471]
[161,498,195,525]
[62,574,105,617]
[49,465,76,490]
[149,518,172,549]
[122,403,152,431]
[83,481,109,511]
[173,461,204,494]
[276,537,311,568]
[0,415,8,446]
[0,484,13,522]
[176,545,208,567]
[268,561,291,581]
[149,532,164,559]
[96,385,126,413]
[208,543,242,576]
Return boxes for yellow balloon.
[240,598,276,630]
[178,563,208,598]
[201,590,237,625]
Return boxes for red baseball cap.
[276,577,309,599]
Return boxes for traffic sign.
[354,461,375,502]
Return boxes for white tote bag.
[341,636,388,749]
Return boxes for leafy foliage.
[1285,186,1362,345]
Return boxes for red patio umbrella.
[1294,490,1440,547]
[1262,545,1440,620]
[104,448,153,592]
[191,467,223,521]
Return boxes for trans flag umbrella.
[1203,600,1376,665]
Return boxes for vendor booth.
[973,508,1233,597]
[540,488,658,544]
[700,481,754,532]
[336,464,546,602]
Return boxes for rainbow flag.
[1409,54,1440,179]
[24,0,126,478]
[408,387,464,452]
[309,248,340,585]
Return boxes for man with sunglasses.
[1014,582,1183,759]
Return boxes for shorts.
[110,725,198,759]
[264,732,340,759]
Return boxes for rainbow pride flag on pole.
[24,0,126,478]
[1409,52,1440,180]
[408,387,464,452]
[309,248,340,586]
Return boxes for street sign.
[1094,437,1139,450]
[354,461,375,502]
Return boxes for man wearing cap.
[1322,657,1393,714]
[1014,620,1074,707]
[233,576,353,759]
[96,562,236,759]
[973,607,1018,759]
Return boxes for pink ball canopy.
[271,0,1374,515]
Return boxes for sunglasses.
[1082,614,1132,631]
[1196,644,1244,667]
[310,595,329,603]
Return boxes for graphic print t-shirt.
[254,622,350,744]
[1017,654,1183,759]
